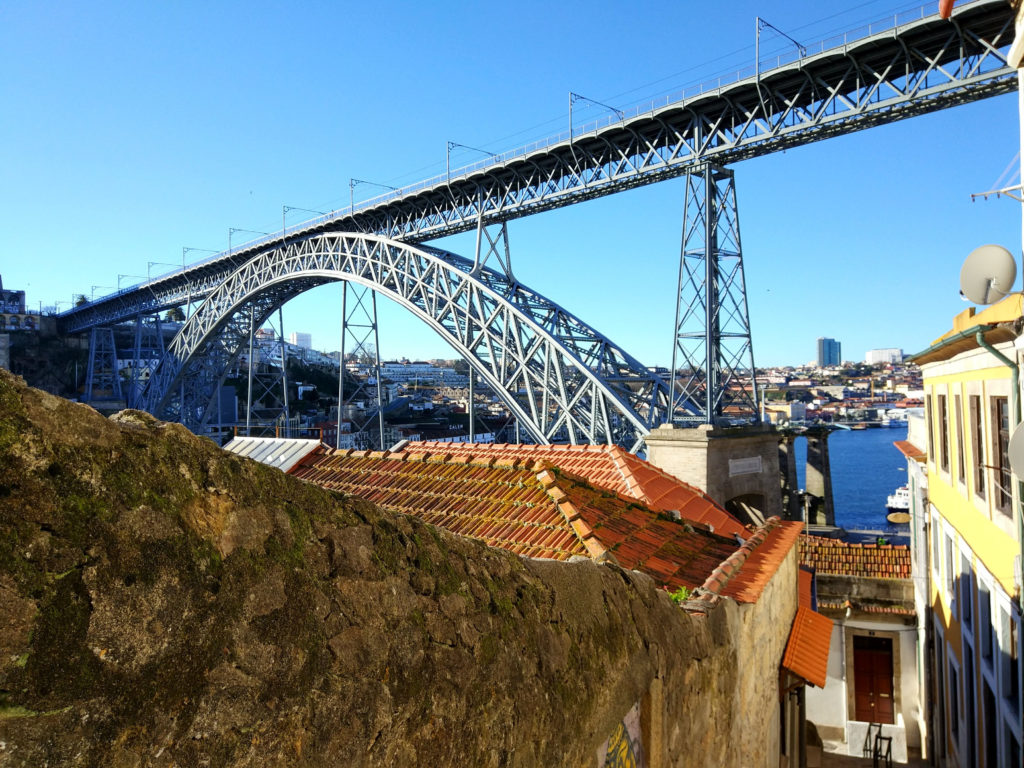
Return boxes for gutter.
[906,326,983,365]
[974,330,1024,612]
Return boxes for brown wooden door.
[853,636,895,724]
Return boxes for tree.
[164,307,186,322]
[74,294,88,307]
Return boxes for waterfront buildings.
[818,337,842,367]
[903,295,1023,765]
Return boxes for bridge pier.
[803,427,835,526]
[644,423,783,528]
[778,432,802,521]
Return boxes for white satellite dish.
[960,244,1017,305]
[1008,422,1024,478]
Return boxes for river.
[793,423,910,536]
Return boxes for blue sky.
[2,0,1021,367]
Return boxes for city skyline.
[3,1,1021,368]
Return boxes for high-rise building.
[289,332,312,349]
[817,337,841,367]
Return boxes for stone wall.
[0,369,796,767]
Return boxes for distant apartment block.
[817,337,841,367]
[866,347,903,365]
[289,331,312,349]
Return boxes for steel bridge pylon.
[669,164,758,425]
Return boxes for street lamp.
[91,285,114,300]
[569,91,624,142]
[349,179,397,215]
[282,205,328,239]
[446,141,499,183]
[228,228,269,256]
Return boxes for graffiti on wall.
[597,702,646,768]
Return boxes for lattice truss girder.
[142,234,669,450]
[57,1,1014,337]
[671,165,757,423]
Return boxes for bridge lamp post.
[182,246,218,267]
[349,179,397,215]
[91,285,114,300]
[755,18,805,94]
[118,274,146,290]
[568,92,624,143]
[147,261,179,280]
[228,228,269,258]
[180,248,217,317]
[446,141,499,184]
[282,205,328,240]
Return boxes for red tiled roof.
[893,440,925,463]
[715,519,803,604]
[798,568,813,609]
[817,599,916,618]
[289,446,794,600]
[799,535,912,580]
[402,441,746,536]
[782,607,833,688]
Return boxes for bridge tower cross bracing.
[84,327,123,404]
[337,282,386,450]
[669,163,759,425]
[242,307,291,439]
[127,313,165,410]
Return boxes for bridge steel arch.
[143,233,669,451]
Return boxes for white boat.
[886,485,910,512]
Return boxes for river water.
[793,424,910,535]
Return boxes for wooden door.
[853,636,895,724]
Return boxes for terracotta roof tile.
[402,441,746,536]
[799,568,813,609]
[782,607,833,688]
[716,519,803,604]
[817,599,916,617]
[799,535,912,580]
[288,444,797,599]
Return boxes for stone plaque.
[728,456,762,476]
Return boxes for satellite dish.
[960,244,1017,305]
[1008,422,1024,478]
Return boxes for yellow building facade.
[912,297,1023,767]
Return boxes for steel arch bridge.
[143,233,669,451]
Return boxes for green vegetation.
[668,585,691,604]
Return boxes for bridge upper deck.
[61,0,1016,334]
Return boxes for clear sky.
[2,0,1021,368]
